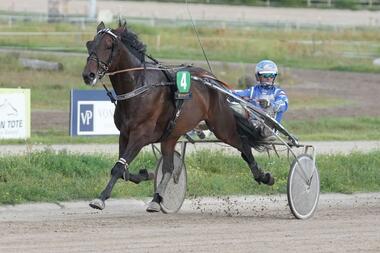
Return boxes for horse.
[82,21,274,212]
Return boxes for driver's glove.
[258,98,271,108]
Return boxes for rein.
[105,65,188,76]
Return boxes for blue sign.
[70,89,119,136]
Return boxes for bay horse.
[82,21,274,212]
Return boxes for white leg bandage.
[118,158,128,167]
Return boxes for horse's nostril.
[89,72,96,79]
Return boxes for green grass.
[186,150,380,196]
[0,150,379,204]
[284,117,380,140]
[290,97,354,110]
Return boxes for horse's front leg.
[146,138,178,212]
[89,133,148,210]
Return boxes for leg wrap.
[118,158,128,166]
[115,158,129,180]
[111,158,129,181]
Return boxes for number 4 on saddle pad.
[175,71,192,99]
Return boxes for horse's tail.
[232,110,267,152]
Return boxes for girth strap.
[157,99,185,142]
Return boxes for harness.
[103,65,191,102]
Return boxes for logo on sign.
[79,104,93,132]
[0,99,18,117]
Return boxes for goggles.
[258,73,276,79]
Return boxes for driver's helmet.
[255,60,278,86]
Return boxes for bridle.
[86,28,118,81]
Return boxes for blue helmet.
[255,60,278,85]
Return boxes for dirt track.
[0,193,379,252]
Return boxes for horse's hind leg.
[206,115,274,185]
[146,137,178,212]
[239,135,274,185]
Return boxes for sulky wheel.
[287,154,320,219]
[154,151,187,214]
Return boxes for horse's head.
[83,20,148,87]
[82,21,124,86]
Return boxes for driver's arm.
[273,89,288,113]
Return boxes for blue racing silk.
[233,84,288,122]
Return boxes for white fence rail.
[0,14,379,30]
[306,0,380,7]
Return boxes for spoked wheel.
[154,151,187,214]
[287,154,320,219]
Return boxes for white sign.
[77,100,118,135]
[0,89,31,139]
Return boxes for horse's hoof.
[254,173,275,186]
[146,201,161,213]
[138,169,155,181]
[262,173,275,186]
[89,198,105,210]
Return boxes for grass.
[290,95,354,110]
[284,117,380,140]
[0,150,379,204]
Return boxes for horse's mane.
[119,28,146,62]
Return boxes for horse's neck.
[110,46,143,94]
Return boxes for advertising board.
[70,89,118,136]
[0,88,31,139]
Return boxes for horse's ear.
[117,18,127,32]
[97,21,105,32]
[118,18,127,29]
[86,41,93,53]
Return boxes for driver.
[234,60,288,139]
